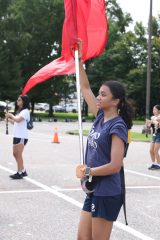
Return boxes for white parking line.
[115,222,154,240]
[0,165,82,209]
[127,186,160,189]
[51,185,160,191]
[0,164,154,240]
[0,189,47,194]
[0,186,159,195]
[52,186,82,191]
[126,169,160,181]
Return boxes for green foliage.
[86,2,160,117]
[0,0,64,102]
[131,132,151,142]
[33,112,94,121]
[67,129,152,142]
[0,0,160,119]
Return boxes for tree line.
[0,0,160,118]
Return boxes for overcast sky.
[117,0,160,28]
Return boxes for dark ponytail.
[103,80,134,129]
[118,100,133,129]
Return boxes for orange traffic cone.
[52,127,60,143]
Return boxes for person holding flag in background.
[5,95,30,179]
[76,41,133,240]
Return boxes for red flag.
[22,0,108,95]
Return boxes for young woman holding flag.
[76,42,133,240]
[5,95,30,179]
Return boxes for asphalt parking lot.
[0,121,160,240]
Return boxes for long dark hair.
[154,105,160,111]
[103,80,134,129]
[16,95,30,113]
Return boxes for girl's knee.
[13,150,21,160]
[150,149,154,155]
[13,151,17,158]
[153,146,160,154]
[154,147,160,155]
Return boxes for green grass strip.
[67,130,152,142]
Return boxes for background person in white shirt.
[5,95,30,179]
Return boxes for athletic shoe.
[148,164,155,170]
[22,171,28,177]
[9,172,23,179]
[153,165,160,170]
[148,164,160,170]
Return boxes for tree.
[0,0,65,104]
[86,0,133,95]
[85,1,160,117]
[0,0,159,118]
[0,0,23,100]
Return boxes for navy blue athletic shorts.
[152,132,160,143]
[82,194,123,222]
[13,138,28,145]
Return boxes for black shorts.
[82,194,123,222]
[13,138,28,145]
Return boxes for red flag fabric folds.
[22,0,108,95]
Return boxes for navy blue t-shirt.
[85,110,128,196]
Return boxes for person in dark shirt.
[75,42,133,240]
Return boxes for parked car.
[0,101,6,111]
[35,103,49,111]
[65,103,78,113]
[8,102,15,111]
[52,105,66,112]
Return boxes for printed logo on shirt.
[88,127,100,149]
[91,203,96,213]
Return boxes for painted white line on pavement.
[0,164,154,240]
[0,189,47,194]
[115,222,154,240]
[51,185,82,191]
[0,165,82,209]
[1,186,159,195]
[126,169,160,181]
[51,185,160,191]
[127,186,160,189]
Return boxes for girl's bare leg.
[150,143,155,163]
[154,143,160,164]
[77,210,92,240]
[13,144,24,172]
[92,217,113,240]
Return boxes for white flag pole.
[74,49,84,165]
